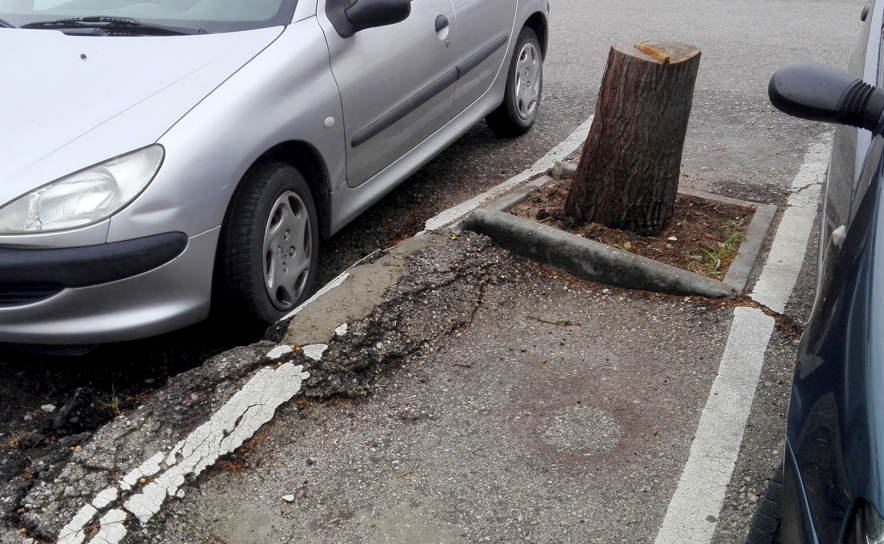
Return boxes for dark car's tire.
[486,26,543,137]
[746,463,784,544]
[216,162,319,324]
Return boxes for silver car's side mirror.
[327,0,411,39]
[769,61,884,136]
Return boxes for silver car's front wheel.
[486,26,543,137]
[217,162,319,323]
[262,191,312,311]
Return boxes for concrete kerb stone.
[678,188,778,294]
[476,163,777,297]
[482,174,554,214]
[463,208,734,298]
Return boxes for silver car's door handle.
[435,15,449,32]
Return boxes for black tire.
[486,26,543,137]
[216,162,319,324]
[746,463,784,544]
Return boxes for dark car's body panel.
[777,2,884,541]
[782,141,882,542]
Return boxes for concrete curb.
[677,187,778,294]
[462,208,735,298]
[481,166,778,296]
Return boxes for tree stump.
[564,41,701,235]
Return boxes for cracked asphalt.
[0,0,865,541]
[128,231,805,544]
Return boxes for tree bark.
[564,41,701,235]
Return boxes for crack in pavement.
[56,362,310,544]
[46,232,512,542]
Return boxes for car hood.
[0,27,283,206]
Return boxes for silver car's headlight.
[0,145,164,234]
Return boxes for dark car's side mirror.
[327,0,411,39]
[769,61,884,136]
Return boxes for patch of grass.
[687,217,746,279]
[2,433,22,449]
[98,386,124,417]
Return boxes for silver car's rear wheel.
[486,26,543,137]
[217,162,319,323]
[513,41,541,120]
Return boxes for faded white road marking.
[91,488,118,510]
[281,272,349,321]
[57,363,310,544]
[654,307,775,543]
[302,344,328,361]
[89,509,127,544]
[419,116,595,234]
[57,504,97,544]
[267,344,293,359]
[751,137,831,313]
[126,363,310,524]
[655,136,832,543]
[119,452,163,491]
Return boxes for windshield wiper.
[21,16,203,36]
[0,18,15,28]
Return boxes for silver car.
[0,0,548,344]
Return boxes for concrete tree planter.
[461,172,777,298]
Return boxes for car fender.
[107,17,345,243]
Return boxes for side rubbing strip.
[351,33,509,148]
[352,68,458,148]
[456,34,509,79]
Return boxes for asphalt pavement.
[0,0,865,541]
[141,232,744,544]
[130,137,823,544]
[7,124,823,543]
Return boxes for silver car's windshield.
[0,0,297,33]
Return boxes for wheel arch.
[240,140,333,240]
[523,10,548,59]
[212,140,328,318]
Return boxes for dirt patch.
[509,178,754,281]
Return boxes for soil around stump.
[509,178,754,281]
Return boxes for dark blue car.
[750,1,884,542]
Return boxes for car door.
[819,0,882,290]
[316,0,457,188]
[450,0,517,115]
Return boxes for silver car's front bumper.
[0,228,219,345]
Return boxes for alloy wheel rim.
[262,191,312,311]
[514,42,541,120]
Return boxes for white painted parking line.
[57,362,310,544]
[654,307,775,543]
[89,509,127,544]
[751,137,831,313]
[281,271,349,321]
[419,116,595,234]
[57,504,99,544]
[655,135,832,543]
